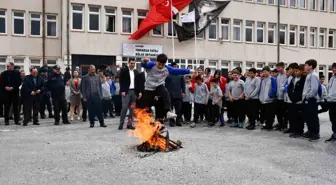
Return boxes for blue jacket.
[108,80,116,95]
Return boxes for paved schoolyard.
[0,113,335,185]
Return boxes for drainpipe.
[67,0,70,67]
[42,0,46,65]
[277,0,280,63]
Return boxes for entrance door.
[72,54,116,75]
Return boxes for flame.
[129,109,167,151]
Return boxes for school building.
[0,0,335,79]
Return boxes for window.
[30,59,41,68]
[269,0,275,5]
[30,13,41,36]
[0,10,7,34]
[137,11,147,29]
[122,10,133,34]
[168,15,178,37]
[299,26,307,46]
[279,24,286,45]
[310,27,317,47]
[233,61,242,68]
[72,5,84,30]
[152,24,163,36]
[208,18,217,40]
[221,61,230,68]
[246,0,254,2]
[233,20,242,41]
[310,0,317,10]
[280,0,286,6]
[221,18,230,41]
[196,31,205,39]
[320,0,326,11]
[299,0,307,8]
[268,23,276,44]
[105,7,116,33]
[289,25,297,46]
[88,7,100,31]
[330,0,335,11]
[256,0,265,3]
[328,30,335,48]
[47,60,57,67]
[0,57,6,72]
[257,63,265,69]
[290,0,297,7]
[245,21,254,42]
[46,15,57,37]
[268,63,276,69]
[257,22,265,43]
[246,62,254,69]
[13,11,25,35]
[319,28,326,48]
[14,58,24,70]
[208,60,218,73]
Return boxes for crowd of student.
[0,55,335,143]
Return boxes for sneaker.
[303,131,311,139]
[246,125,255,130]
[325,135,336,143]
[230,122,239,128]
[309,134,320,142]
[190,123,196,128]
[290,133,302,138]
[238,122,244,128]
[166,111,177,119]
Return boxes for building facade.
[1,0,336,78]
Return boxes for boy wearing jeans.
[245,68,261,130]
[259,66,277,131]
[190,75,209,128]
[140,54,192,120]
[182,75,194,124]
[228,71,245,128]
[302,59,320,141]
[208,78,223,126]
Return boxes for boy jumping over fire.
[139,54,193,122]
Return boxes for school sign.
[122,43,163,58]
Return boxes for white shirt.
[129,69,135,89]
[144,71,148,80]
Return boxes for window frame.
[279,0,287,6]
[221,18,230,41]
[319,0,326,11]
[121,9,133,34]
[289,25,297,46]
[299,26,307,47]
[310,0,317,10]
[319,28,326,48]
[279,24,287,45]
[137,10,148,29]
[256,0,265,4]
[268,0,276,5]
[29,12,42,37]
[104,7,116,33]
[268,23,276,44]
[328,29,335,49]
[256,22,265,43]
[309,27,317,48]
[233,19,242,42]
[88,6,101,32]
[71,4,84,31]
[152,24,163,37]
[245,20,254,43]
[46,14,57,38]
[290,0,297,7]
[299,0,307,9]
[0,9,7,34]
[330,0,335,12]
[168,14,178,37]
[208,18,218,40]
[12,11,25,36]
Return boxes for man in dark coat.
[22,67,43,126]
[39,68,54,118]
[0,62,22,125]
[165,62,185,126]
[63,67,71,84]
[47,65,70,125]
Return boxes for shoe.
[63,121,71,124]
[41,115,46,119]
[77,117,80,121]
[54,121,60,125]
[100,124,107,128]
[70,116,74,121]
[118,126,123,130]
[166,111,177,119]
[169,119,176,127]
[238,122,244,128]
[303,131,311,139]
[325,135,336,143]
[230,122,239,127]
[283,128,292,134]
[290,133,303,138]
[220,116,225,126]
[15,122,21,125]
[83,118,86,122]
[190,123,196,128]
[246,125,255,130]
[207,123,215,127]
[126,125,134,130]
[33,122,40,125]
[274,124,280,129]
[309,134,320,142]
[49,114,54,118]
[22,123,28,126]
[274,127,282,131]
[90,124,94,128]
[176,122,182,127]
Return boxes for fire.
[130,109,167,151]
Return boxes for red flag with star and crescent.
[129,0,192,40]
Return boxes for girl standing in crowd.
[69,71,81,121]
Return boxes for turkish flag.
[129,0,192,40]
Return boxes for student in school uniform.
[259,66,277,131]
[275,62,288,131]
[190,75,209,128]
[208,78,223,126]
[302,59,320,141]
[225,71,234,123]
[182,75,194,124]
[325,63,336,142]
[287,64,306,138]
[271,69,278,78]
[228,71,245,128]
[317,75,328,114]
[244,68,261,130]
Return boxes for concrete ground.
[0,113,336,185]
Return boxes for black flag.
[174,0,230,42]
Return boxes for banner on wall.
[122,43,163,57]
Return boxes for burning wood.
[130,109,182,152]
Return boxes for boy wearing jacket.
[259,66,277,131]
[326,63,336,142]
[245,68,261,130]
[182,75,194,124]
[190,75,209,128]
[287,65,306,138]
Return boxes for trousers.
[23,97,40,124]
[246,99,259,126]
[303,98,320,135]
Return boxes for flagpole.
[193,10,197,64]
[170,0,175,61]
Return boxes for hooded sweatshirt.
[244,77,261,99]
[327,75,336,102]
[259,76,277,104]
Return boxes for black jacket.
[135,72,146,96]
[47,72,65,99]
[165,75,185,99]
[0,70,22,94]
[64,71,71,85]
[119,67,139,94]
[288,76,306,104]
[39,74,50,96]
[22,75,43,99]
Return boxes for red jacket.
[206,76,227,93]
